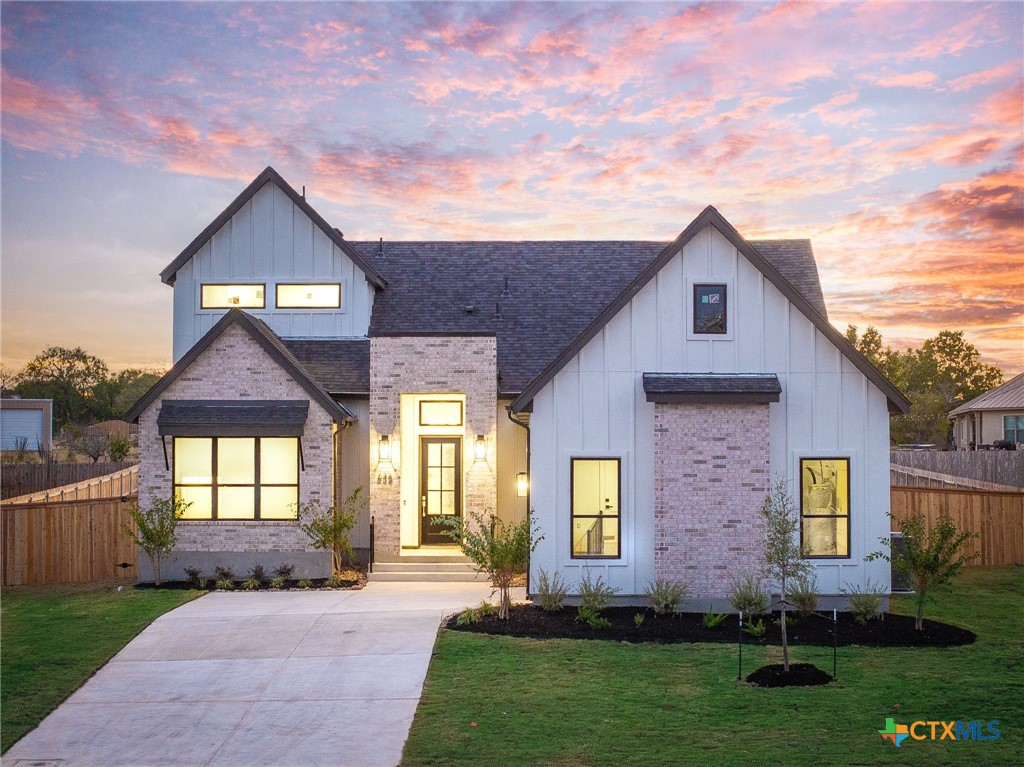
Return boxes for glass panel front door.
[420,437,461,545]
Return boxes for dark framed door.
[420,437,462,545]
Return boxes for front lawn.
[403,566,1023,766]
[1,581,201,752]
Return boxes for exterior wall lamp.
[516,472,529,497]
[474,434,487,461]
[378,434,391,463]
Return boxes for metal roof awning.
[642,373,782,404]
[157,400,310,436]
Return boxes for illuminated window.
[800,458,850,558]
[276,283,342,309]
[571,458,620,558]
[201,284,265,309]
[419,400,463,427]
[173,437,299,520]
[693,283,727,334]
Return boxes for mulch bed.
[134,565,368,591]
[447,605,976,647]
[746,663,834,687]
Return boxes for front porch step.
[367,560,489,582]
[367,570,489,583]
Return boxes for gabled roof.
[504,206,910,414]
[159,166,386,289]
[282,339,370,396]
[125,310,355,424]
[949,373,1024,417]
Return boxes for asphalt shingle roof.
[282,340,370,395]
[642,373,783,396]
[157,400,310,435]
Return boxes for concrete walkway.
[5,582,502,767]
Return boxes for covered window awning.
[157,400,310,436]
[642,373,782,404]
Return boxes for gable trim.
[509,206,910,415]
[125,309,356,424]
[159,167,387,289]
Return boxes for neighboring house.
[127,167,910,603]
[949,373,1024,450]
[0,398,53,452]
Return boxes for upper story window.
[571,457,621,558]
[201,284,265,309]
[693,283,727,334]
[800,457,850,558]
[276,283,342,309]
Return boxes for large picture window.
[800,457,850,558]
[693,283,727,334]
[173,437,299,520]
[201,284,265,309]
[571,458,620,558]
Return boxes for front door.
[420,437,461,545]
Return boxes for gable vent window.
[201,284,265,309]
[693,283,727,334]
[276,283,342,309]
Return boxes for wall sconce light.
[516,472,529,497]
[378,435,391,463]
[474,434,487,461]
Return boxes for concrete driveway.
[5,582,499,767]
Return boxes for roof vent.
[378,237,385,259]
[493,302,503,321]
[333,227,344,238]
[465,305,476,315]
[500,276,511,298]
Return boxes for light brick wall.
[369,336,497,557]
[654,402,769,597]
[137,324,334,555]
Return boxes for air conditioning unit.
[890,532,913,593]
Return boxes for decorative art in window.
[800,457,850,557]
[693,284,727,334]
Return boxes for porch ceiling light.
[516,472,529,497]
[474,434,487,461]
[379,435,391,463]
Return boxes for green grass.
[403,567,1023,766]
[1,581,201,752]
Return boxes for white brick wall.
[654,402,769,597]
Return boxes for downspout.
[506,405,531,596]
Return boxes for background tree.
[91,369,163,421]
[65,426,111,463]
[15,347,108,430]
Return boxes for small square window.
[693,284,727,334]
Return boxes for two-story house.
[127,167,909,603]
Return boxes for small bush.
[578,570,618,616]
[325,575,346,588]
[476,600,497,618]
[242,577,262,591]
[456,607,480,626]
[645,578,689,615]
[274,563,296,579]
[248,564,268,584]
[843,580,885,624]
[215,578,235,591]
[108,435,132,462]
[703,608,727,629]
[578,607,612,630]
[774,614,795,631]
[214,565,235,581]
[634,612,645,628]
[269,576,287,589]
[728,572,768,616]
[183,566,204,589]
[296,579,312,589]
[534,569,569,612]
[789,575,820,617]
[743,618,766,637]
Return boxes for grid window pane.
[174,438,212,485]
[176,486,212,519]
[261,438,298,485]
[218,487,255,519]
[261,487,299,519]
[218,438,255,484]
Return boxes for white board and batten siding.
[172,182,375,361]
[530,224,892,596]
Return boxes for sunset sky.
[1,1,1021,376]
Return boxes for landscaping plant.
[296,579,312,589]
[842,580,886,624]
[442,511,541,620]
[577,570,618,616]
[108,434,132,462]
[122,493,189,586]
[298,487,364,576]
[867,513,979,630]
[788,574,820,617]
[644,578,689,615]
[534,568,569,612]
[213,565,236,581]
[727,572,768,616]
[759,479,812,672]
[183,566,205,589]
[703,609,727,629]
[633,612,645,628]
[269,576,287,589]
[274,563,296,579]
[215,578,235,591]
[743,618,766,638]
[242,576,262,591]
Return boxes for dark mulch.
[746,663,834,687]
[134,567,367,592]
[447,605,976,647]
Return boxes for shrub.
[578,607,612,630]
[578,570,618,616]
[456,607,480,626]
[789,574,820,617]
[728,572,767,616]
[215,578,235,591]
[476,600,497,618]
[743,618,766,637]
[269,576,287,589]
[248,564,267,584]
[299,488,364,576]
[703,610,727,629]
[645,578,689,615]
[242,577,262,591]
[634,613,645,628]
[325,574,346,588]
[441,511,542,620]
[296,579,312,589]
[122,494,189,586]
[842,580,885,624]
[774,615,795,631]
[108,435,132,462]
[534,569,569,612]
[274,563,296,579]
[214,565,236,581]
[183,566,204,589]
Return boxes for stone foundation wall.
[654,402,770,597]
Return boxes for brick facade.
[137,324,335,578]
[653,402,769,597]
[369,336,497,557]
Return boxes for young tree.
[123,494,189,585]
[868,514,978,630]
[760,479,812,672]
[298,487,365,576]
[442,511,542,620]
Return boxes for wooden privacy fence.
[1,497,138,586]
[890,451,1024,489]
[891,486,1024,567]
[3,465,138,504]
[1,461,136,500]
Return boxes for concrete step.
[367,570,490,583]
[373,561,476,574]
